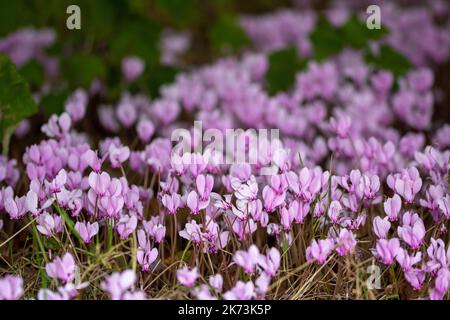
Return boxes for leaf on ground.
[266,47,306,95]
[0,54,38,140]
[364,45,412,77]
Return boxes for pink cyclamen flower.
[258,247,281,277]
[122,56,145,82]
[136,119,155,143]
[4,195,27,220]
[45,253,76,283]
[108,144,130,168]
[404,268,426,291]
[306,239,334,264]
[41,112,72,139]
[136,229,158,272]
[233,245,260,273]
[116,215,138,240]
[327,200,342,224]
[186,190,209,215]
[176,266,199,287]
[65,89,88,123]
[335,229,357,256]
[37,212,64,237]
[101,270,138,300]
[373,216,391,239]
[209,274,223,293]
[383,194,402,221]
[396,248,422,272]
[375,238,400,265]
[196,174,214,201]
[161,193,182,215]
[387,167,422,204]
[0,275,23,300]
[74,221,99,243]
[397,213,426,249]
[223,281,255,300]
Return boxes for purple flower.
[383,194,402,221]
[258,247,281,277]
[122,56,145,82]
[116,215,137,240]
[136,230,158,272]
[233,245,260,273]
[65,89,88,123]
[0,275,23,300]
[223,281,255,300]
[397,212,425,249]
[335,229,357,256]
[37,212,64,237]
[45,253,76,283]
[208,274,223,293]
[108,143,130,168]
[306,239,334,264]
[136,118,155,143]
[161,193,182,215]
[396,248,421,272]
[74,221,99,243]
[101,270,140,300]
[176,266,199,287]
[375,238,400,265]
[373,216,391,239]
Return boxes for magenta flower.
[196,174,214,201]
[37,212,64,237]
[0,275,23,300]
[176,266,199,287]
[258,247,281,277]
[65,89,88,123]
[223,281,255,300]
[375,238,400,265]
[335,229,356,256]
[136,230,158,272]
[387,167,422,203]
[136,118,155,143]
[45,253,76,283]
[116,214,137,240]
[306,239,334,264]
[122,56,145,82]
[161,193,182,215]
[186,190,209,214]
[42,112,72,139]
[404,268,426,291]
[396,248,422,272]
[373,216,391,239]
[208,274,223,293]
[397,212,426,249]
[327,200,342,224]
[4,195,27,220]
[233,245,260,273]
[108,144,130,168]
[383,194,402,221]
[101,270,142,300]
[74,221,99,243]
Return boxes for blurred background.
[0,0,449,153]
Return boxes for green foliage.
[266,47,306,95]
[365,45,412,77]
[310,15,387,61]
[62,53,106,88]
[145,65,179,98]
[0,55,38,140]
[39,89,70,116]
[155,0,197,28]
[210,15,250,53]
[19,60,45,89]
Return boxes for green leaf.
[0,54,38,140]
[310,17,344,61]
[340,15,387,49]
[155,0,197,28]
[145,65,179,98]
[19,60,45,89]
[364,45,412,77]
[109,17,161,68]
[310,15,389,61]
[62,53,106,88]
[39,89,70,116]
[266,47,306,95]
[210,15,250,53]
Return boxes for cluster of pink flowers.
[0,1,449,301]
